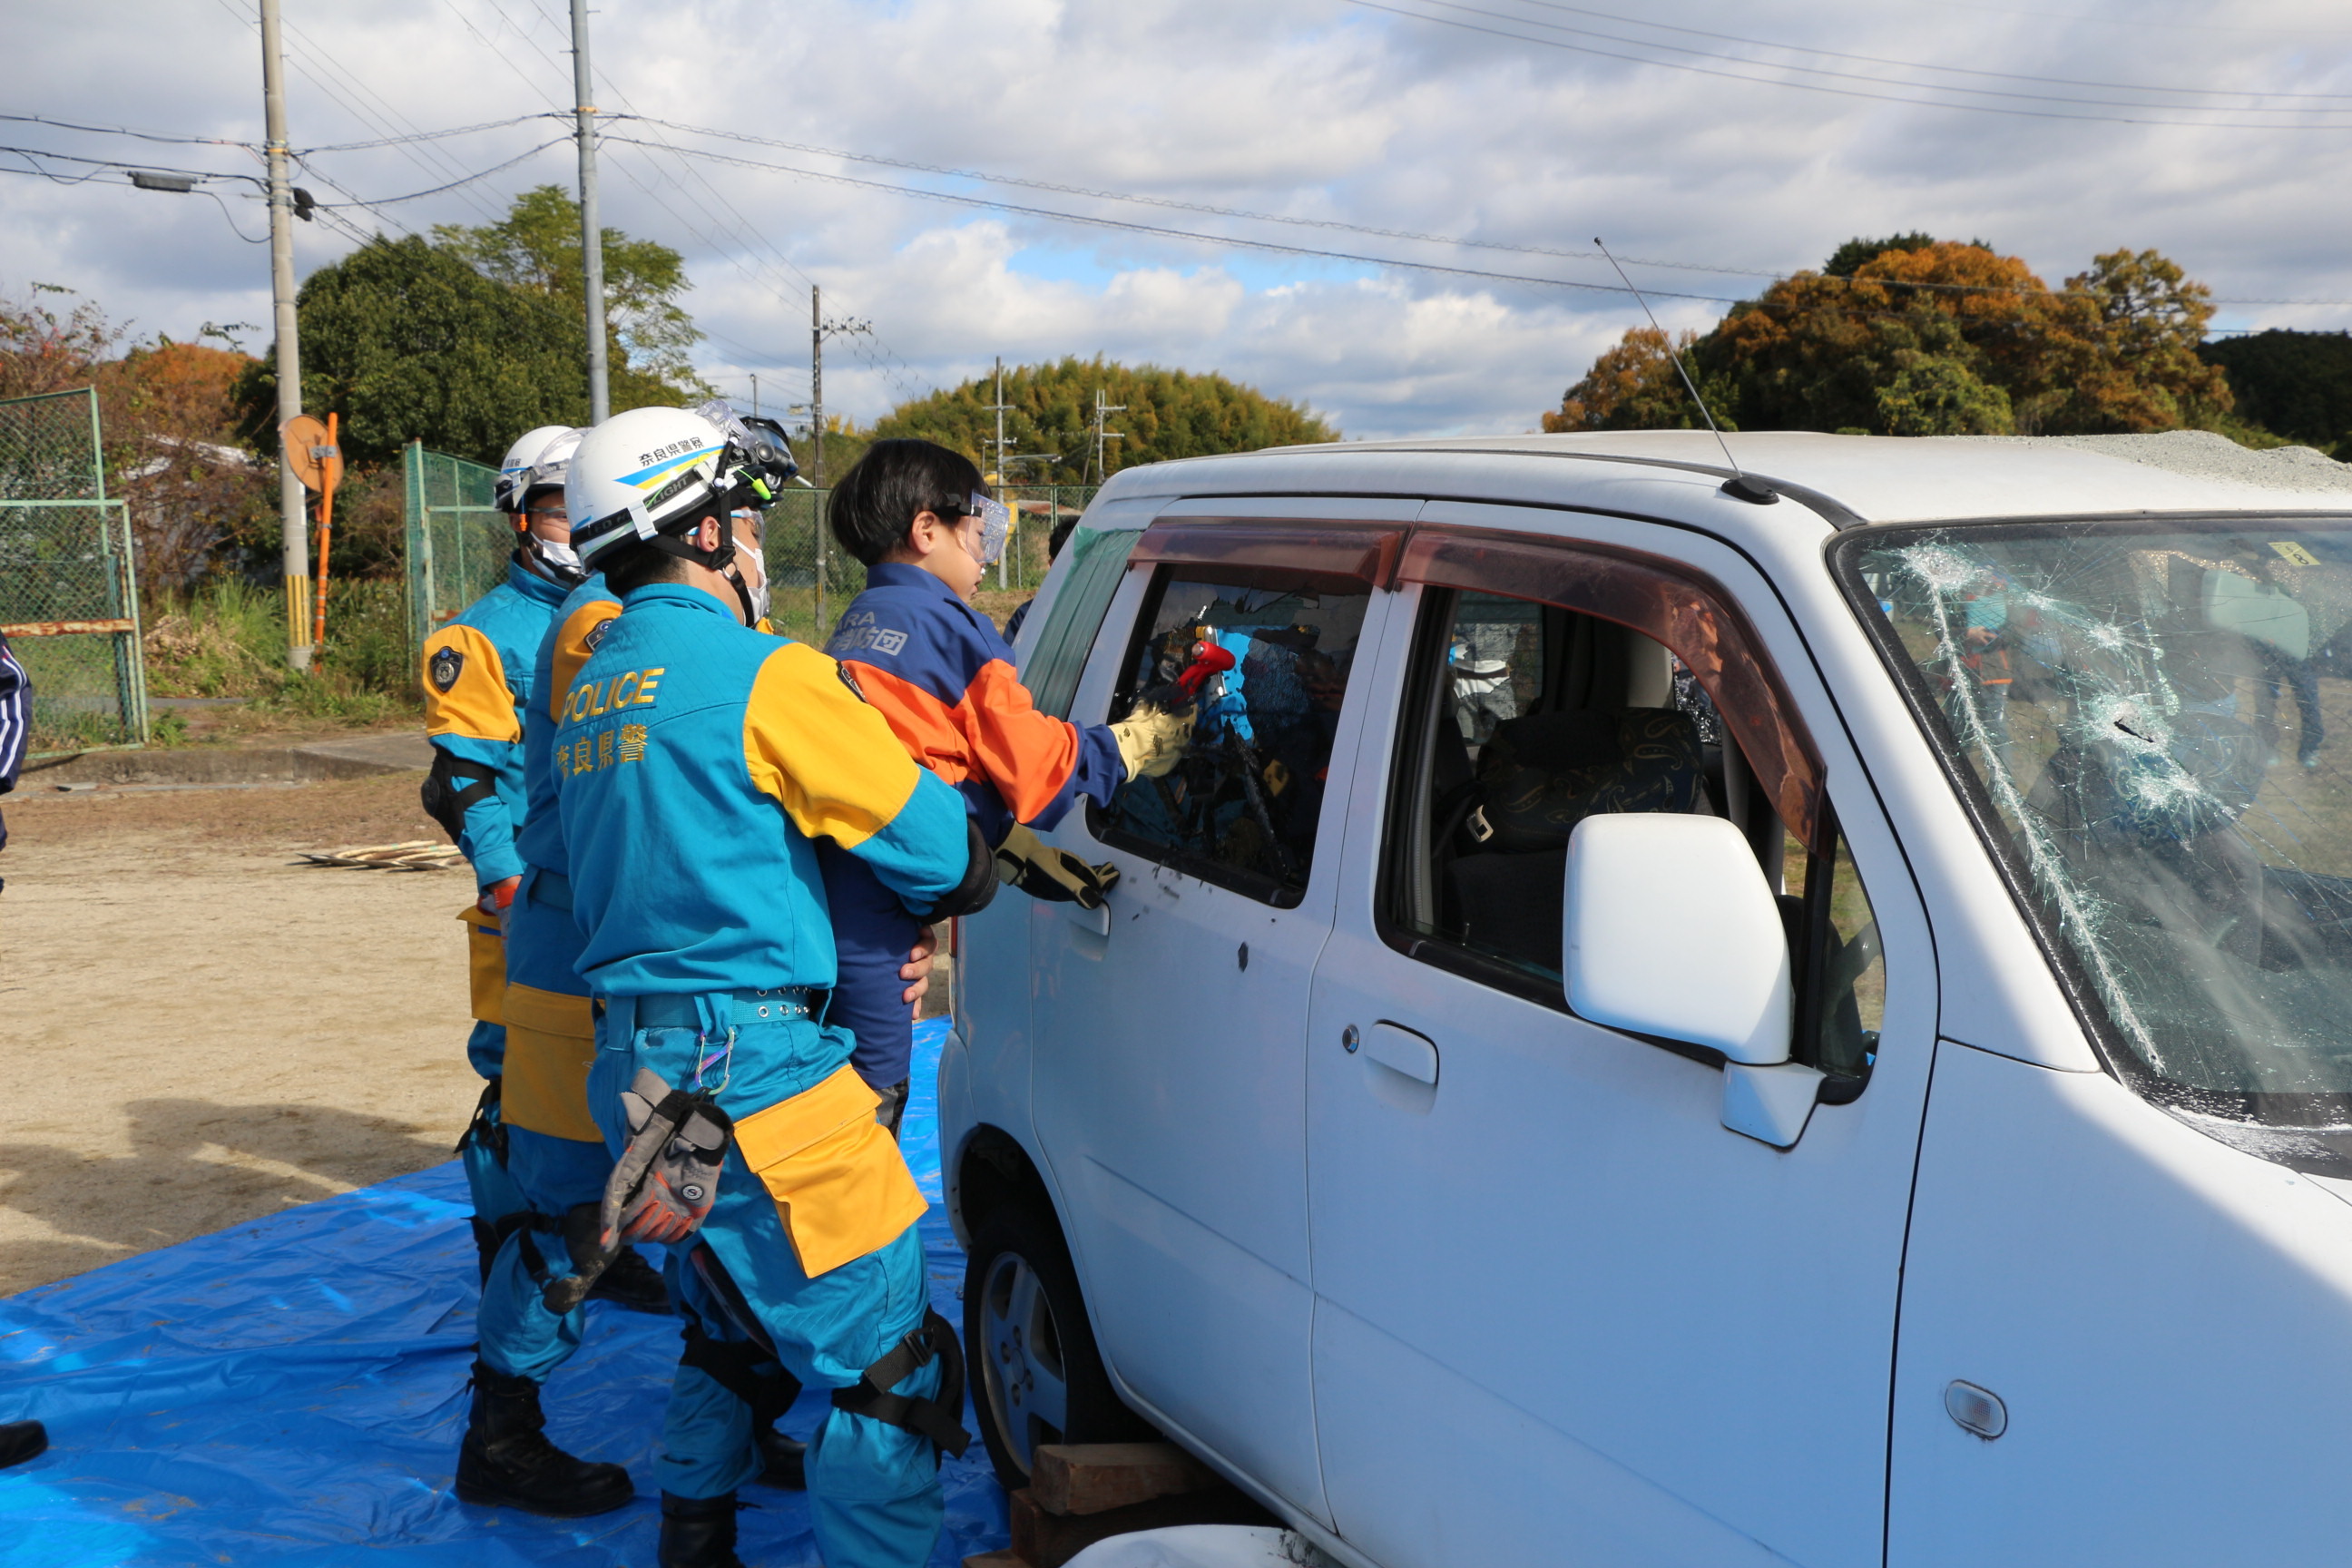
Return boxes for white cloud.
[4,0,2348,441]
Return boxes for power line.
[605,135,2352,314]
[1345,0,2352,130]
[602,135,1737,303]
[303,137,568,207]
[1500,0,2352,106]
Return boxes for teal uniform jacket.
[422,556,571,888]
[551,583,970,1003]
[508,575,623,999]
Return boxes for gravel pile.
[1952,429,2352,495]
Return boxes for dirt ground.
[0,771,481,1296]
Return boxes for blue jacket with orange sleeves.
[823,563,1125,846]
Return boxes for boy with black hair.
[821,438,1187,1127]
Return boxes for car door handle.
[1363,1022,1439,1085]
[1062,898,1110,937]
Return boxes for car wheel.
[964,1202,1154,1489]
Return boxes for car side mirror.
[1563,813,1793,1067]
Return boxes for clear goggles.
[947,491,1012,568]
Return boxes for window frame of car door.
[1087,516,1409,910]
[1373,526,1884,1092]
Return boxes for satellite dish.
[281,414,343,494]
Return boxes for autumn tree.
[1541,327,1706,432]
[434,185,710,409]
[1544,237,2235,440]
[98,338,275,584]
[871,357,1338,485]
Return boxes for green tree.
[237,234,585,466]
[434,185,710,408]
[868,357,1338,484]
[2200,329,2352,457]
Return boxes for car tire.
[964,1202,1155,1490]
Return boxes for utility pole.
[1089,387,1126,485]
[749,372,758,419]
[810,286,824,487]
[570,0,609,422]
[259,0,311,670]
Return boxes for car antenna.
[1592,238,1778,506]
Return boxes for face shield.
[963,492,1012,569]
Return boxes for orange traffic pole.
[313,413,339,648]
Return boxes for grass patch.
[142,577,419,730]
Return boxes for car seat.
[1442,707,1706,970]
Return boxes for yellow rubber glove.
[1109,701,1192,780]
[994,824,1122,909]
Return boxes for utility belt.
[548,992,922,1308]
[518,863,573,912]
[597,987,826,1039]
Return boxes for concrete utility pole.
[809,286,824,487]
[259,0,311,670]
[1090,387,1126,485]
[570,0,609,423]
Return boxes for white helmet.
[495,425,579,515]
[568,403,798,571]
[568,402,799,619]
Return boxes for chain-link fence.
[406,439,1097,652]
[0,387,148,753]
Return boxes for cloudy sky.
[4,0,2349,440]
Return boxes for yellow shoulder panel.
[742,641,923,850]
[422,624,519,741]
[548,600,622,720]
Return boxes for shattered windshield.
[1847,518,2352,1140]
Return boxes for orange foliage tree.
[1544,240,2233,438]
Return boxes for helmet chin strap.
[644,521,760,623]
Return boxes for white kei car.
[937,430,2352,1568]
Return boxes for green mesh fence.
[403,442,505,648]
[407,439,1098,653]
[0,387,147,753]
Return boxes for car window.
[1447,592,1545,750]
[1785,828,1885,1081]
[1099,564,1369,906]
[1384,583,1878,1089]
[1023,525,1141,720]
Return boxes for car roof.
[1098,429,2352,535]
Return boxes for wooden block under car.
[1009,1483,1279,1568]
[961,1553,1024,1568]
[1032,1442,1223,1516]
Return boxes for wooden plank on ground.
[1032,1442,1222,1517]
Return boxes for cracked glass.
[1848,520,2352,1158]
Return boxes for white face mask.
[727,520,771,625]
[529,536,589,586]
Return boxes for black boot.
[753,1424,806,1490]
[455,1362,634,1516]
[659,1490,746,1568]
[587,1244,671,1314]
[0,1421,46,1469]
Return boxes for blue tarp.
[0,1018,1010,1567]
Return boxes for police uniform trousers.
[476,870,617,1382]
[592,999,946,1568]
